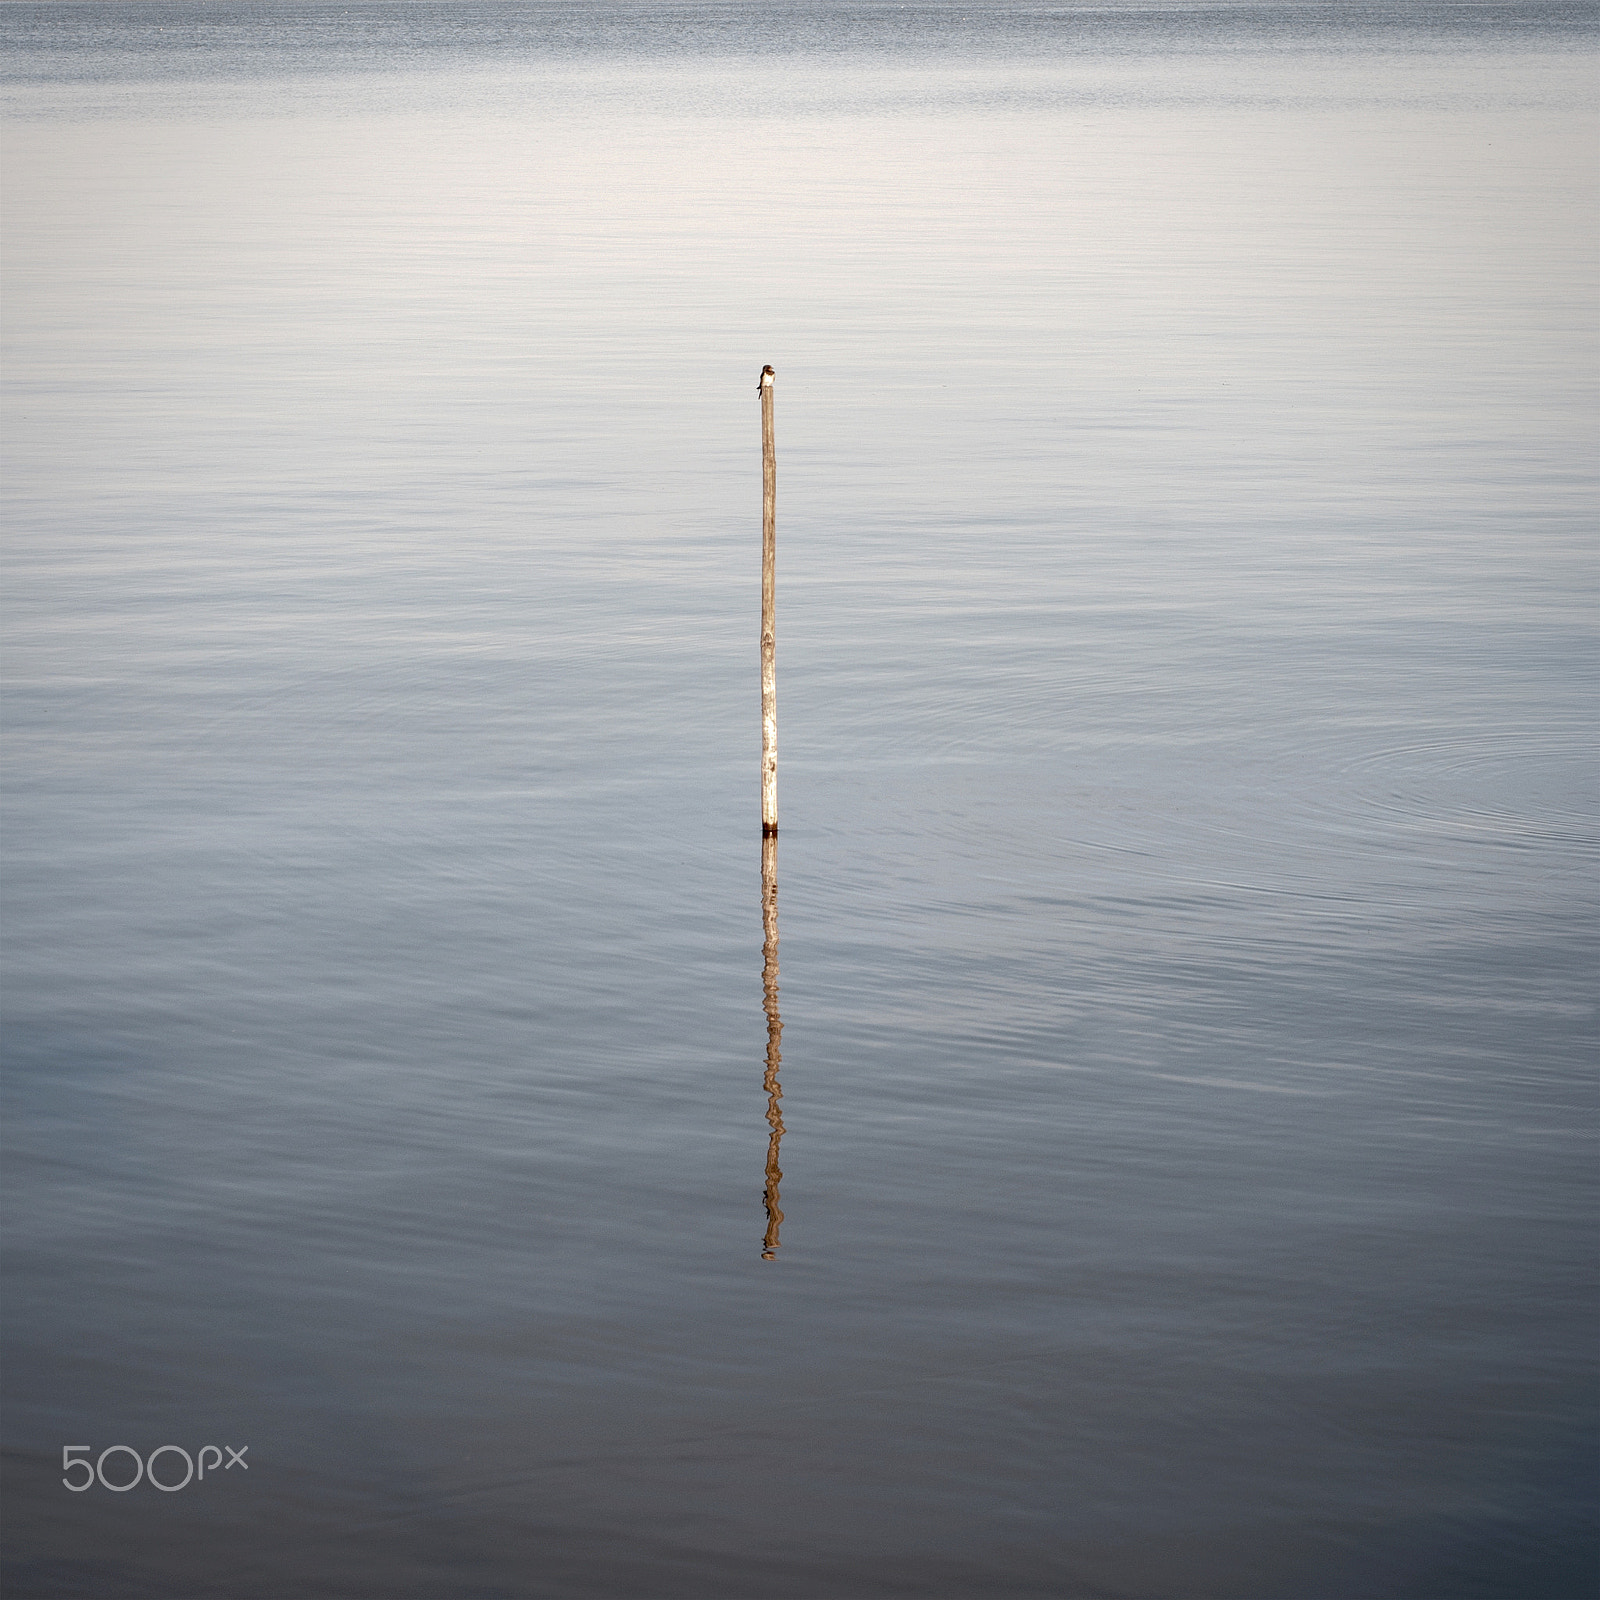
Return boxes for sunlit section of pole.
[760,830,785,1258]
[759,363,777,836]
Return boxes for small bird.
[757,364,775,394]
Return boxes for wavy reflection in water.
[760,831,785,1259]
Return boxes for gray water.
[3,5,1597,1597]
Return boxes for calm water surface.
[3,4,1597,1596]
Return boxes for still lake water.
[3,4,1597,1596]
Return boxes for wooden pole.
[760,829,784,1258]
[759,364,778,835]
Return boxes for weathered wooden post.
[759,364,778,835]
[754,365,784,1256]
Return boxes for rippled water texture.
[3,4,1597,1596]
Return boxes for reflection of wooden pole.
[759,364,777,835]
[760,830,784,1258]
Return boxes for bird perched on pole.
[757,364,775,394]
